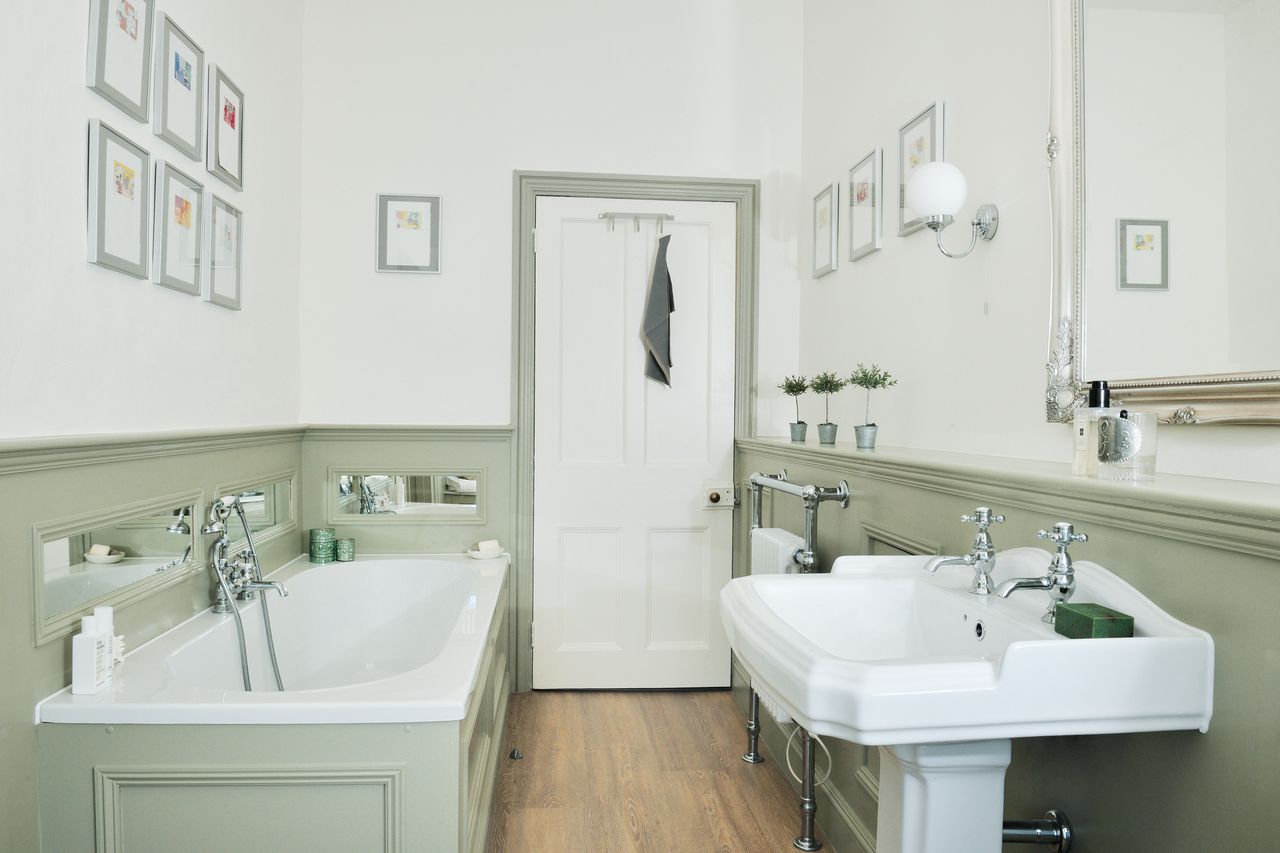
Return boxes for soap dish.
[467,548,506,560]
[83,550,125,565]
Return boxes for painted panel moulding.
[93,764,406,853]
[737,438,1280,559]
[0,426,304,476]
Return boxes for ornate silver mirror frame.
[1046,0,1280,425]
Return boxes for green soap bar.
[1054,603,1135,639]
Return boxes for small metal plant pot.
[789,422,808,442]
[854,424,878,449]
[817,423,839,445]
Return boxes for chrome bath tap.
[995,522,1088,623]
[924,507,1005,595]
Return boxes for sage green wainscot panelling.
[731,437,1280,853]
[0,427,305,853]
[38,571,511,853]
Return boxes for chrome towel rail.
[748,470,849,572]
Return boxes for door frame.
[511,171,760,693]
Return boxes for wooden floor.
[485,690,828,853]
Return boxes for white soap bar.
[88,544,111,556]
[477,539,501,552]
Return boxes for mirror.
[333,472,482,520]
[216,471,296,548]
[1047,0,1280,423]
[35,491,201,644]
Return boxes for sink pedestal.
[876,739,1011,853]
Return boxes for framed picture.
[898,101,945,235]
[812,182,839,278]
[848,149,883,261]
[205,194,242,309]
[376,194,442,274]
[153,15,204,160]
[206,65,244,190]
[86,0,156,121]
[1117,219,1169,290]
[152,161,203,295]
[88,120,150,278]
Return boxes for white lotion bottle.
[93,605,122,674]
[71,615,111,695]
[1072,380,1111,476]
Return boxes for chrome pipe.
[1003,810,1072,851]
[794,727,822,851]
[742,689,765,764]
[748,470,787,530]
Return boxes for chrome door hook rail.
[598,211,677,232]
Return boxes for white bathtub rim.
[36,553,507,726]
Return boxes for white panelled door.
[532,196,736,689]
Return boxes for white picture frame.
[376,194,442,274]
[153,14,204,161]
[206,65,244,190]
[848,149,883,262]
[813,181,839,278]
[87,120,150,278]
[152,161,203,295]
[898,101,945,236]
[86,0,155,121]
[205,194,242,310]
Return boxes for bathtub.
[37,553,509,725]
[37,553,513,853]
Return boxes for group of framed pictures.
[85,0,244,309]
[812,101,945,278]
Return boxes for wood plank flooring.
[485,690,829,853]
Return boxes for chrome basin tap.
[996,522,1088,623]
[925,507,1005,595]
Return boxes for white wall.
[1085,8,1228,380]
[0,1,304,439]
[1225,0,1280,369]
[295,0,804,429]
[794,0,1280,484]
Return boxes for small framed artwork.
[152,161,203,295]
[898,101,945,236]
[848,149,883,262]
[153,15,204,160]
[88,120,150,278]
[1117,219,1169,290]
[86,0,156,121]
[206,65,244,190]
[376,194,442,273]
[812,182,839,278]
[206,194,242,309]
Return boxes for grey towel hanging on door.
[641,234,675,386]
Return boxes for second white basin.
[720,547,1214,745]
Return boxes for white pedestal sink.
[720,547,1214,853]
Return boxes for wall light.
[905,161,998,259]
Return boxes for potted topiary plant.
[809,371,847,445]
[848,363,897,449]
[778,375,809,442]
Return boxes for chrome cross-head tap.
[925,506,1006,595]
[996,521,1089,623]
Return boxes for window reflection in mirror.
[41,503,197,620]
[336,473,480,516]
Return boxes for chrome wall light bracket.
[908,161,1000,259]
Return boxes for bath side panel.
[37,722,461,853]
